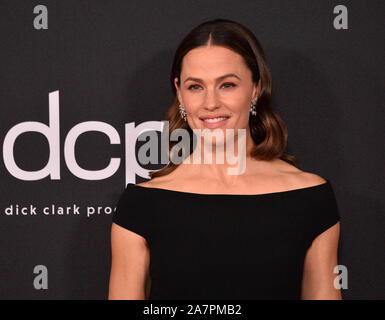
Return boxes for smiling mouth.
[200,116,230,128]
[201,116,229,123]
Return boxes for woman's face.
[174,45,260,138]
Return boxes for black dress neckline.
[127,178,330,197]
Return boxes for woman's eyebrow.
[183,73,241,84]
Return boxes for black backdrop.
[0,0,384,299]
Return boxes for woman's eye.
[222,82,236,88]
[188,84,201,90]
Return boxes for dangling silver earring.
[250,98,258,116]
[179,103,187,121]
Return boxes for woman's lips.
[201,117,230,129]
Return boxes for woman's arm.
[108,222,151,300]
[300,222,342,299]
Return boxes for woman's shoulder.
[286,171,328,190]
[112,180,167,241]
[273,164,340,234]
[269,159,327,187]
[245,159,328,193]
[134,176,175,190]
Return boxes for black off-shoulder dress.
[111,179,340,300]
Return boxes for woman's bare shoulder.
[271,159,327,189]
[135,176,174,189]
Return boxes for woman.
[108,18,341,300]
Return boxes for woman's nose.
[204,88,220,111]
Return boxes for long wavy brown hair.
[149,18,298,179]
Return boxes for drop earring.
[250,98,258,116]
[178,103,187,121]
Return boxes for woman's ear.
[252,79,261,100]
[174,77,182,103]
